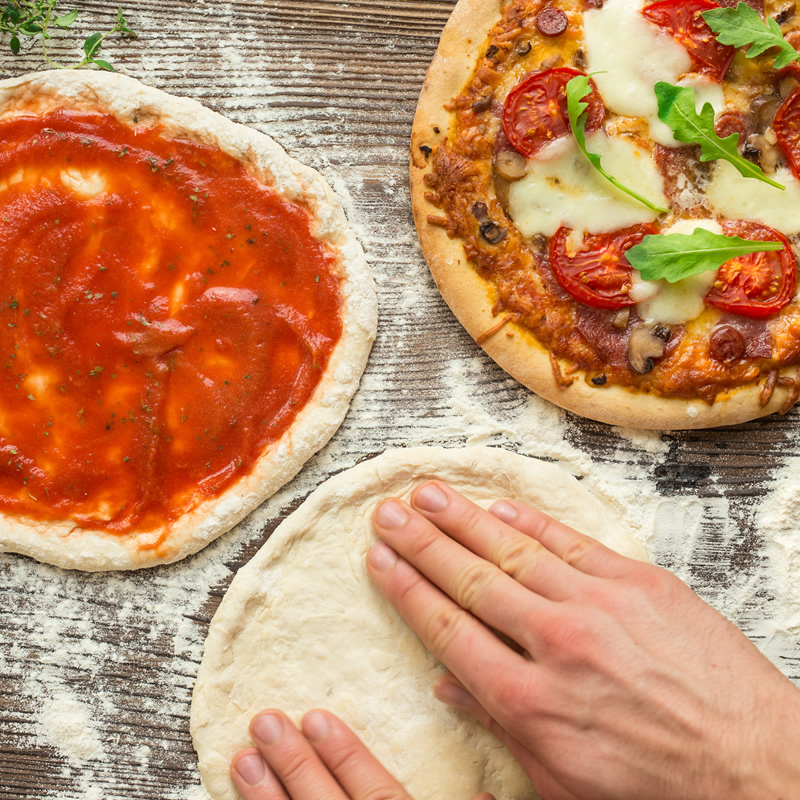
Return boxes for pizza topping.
[507,134,667,237]
[549,224,654,310]
[655,82,785,189]
[626,223,785,282]
[501,67,603,158]
[494,149,528,181]
[0,111,343,534]
[566,74,669,213]
[536,7,568,37]
[643,0,735,82]
[702,1,800,70]
[627,323,671,374]
[774,86,800,180]
[705,220,797,317]
[584,0,694,145]
[472,202,507,244]
[708,324,746,361]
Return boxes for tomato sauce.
[0,111,343,537]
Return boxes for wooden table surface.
[1,1,799,798]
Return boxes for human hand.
[229,707,494,800]
[369,481,800,800]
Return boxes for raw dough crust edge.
[190,445,648,800]
[0,70,377,571]
[409,0,794,430]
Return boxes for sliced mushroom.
[472,95,493,113]
[627,323,670,374]
[516,40,532,57]
[494,149,527,181]
[779,74,799,99]
[774,1,796,25]
[744,132,784,173]
[471,202,507,244]
[752,94,781,131]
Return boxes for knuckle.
[560,534,596,569]
[273,747,314,787]
[540,611,598,658]
[495,535,540,579]
[425,604,468,657]
[319,741,360,776]
[363,788,412,800]
[452,561,495,610]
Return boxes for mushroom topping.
[572,48,587,69]
[779,74,799,100]
[516,40,532,57]
[627,323,671,374]
[753,95,781,130]
[472,95,493,113]
[744,132,784,173]
[472,202,507,245]
[709,325,746,363]
[774,1,796,25]
[494,149,527,181]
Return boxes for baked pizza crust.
[409,0,796,430]
[0,70,377,571]
[190,445,648,800]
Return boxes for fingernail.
[368,542,399,571]
[375,500,408,529]
[235,753,265,785]
[415,483,448,512]
[489,500,517,523]
[434,680,472,709]
[252,713,283,745]
[302,710,330,742]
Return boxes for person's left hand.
[230,707,492,800]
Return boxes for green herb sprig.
[565,75,669,214]
[702,1,799,70]
[0,2,136,71]
[626,227,784,283]
[654,81,784,190]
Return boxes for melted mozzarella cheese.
[631,219,722,323]
[584,0,725,146]
[61,168,108,198]
[705,160,800,235]
[507,133,667,237]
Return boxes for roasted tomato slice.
[705,220,797,318]
[502,67,604,158]
[774,85,800,181]
[642,0,735,82]
[549,224,656,310]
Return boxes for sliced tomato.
[549,225,656,310]
[705,220,797,318]
[774,86,800,181]
[501,67,604,158]
[642,0,735,82]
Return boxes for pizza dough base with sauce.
[190,446,648,800]
[0,71,377,571]
[409,0,797,430]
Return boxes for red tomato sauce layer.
[0,111,343,539]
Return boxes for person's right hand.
[369,482,800,800]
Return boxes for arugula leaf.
[566,75,669,214]
[702,1,799,70]
[654,81,784,190]
[626,227,784,283]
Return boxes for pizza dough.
[191,446,648,800]
[409,0,800,430]
[0,71,376,571]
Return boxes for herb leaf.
[566,75,669,214]
[702,1,799,69]
[654,81,784,190]
[626,227,784,283]
[0,1,136,70]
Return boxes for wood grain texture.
[0,1,799,798]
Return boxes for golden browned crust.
[410,0,798,430]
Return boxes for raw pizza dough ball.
[191,446,648,800]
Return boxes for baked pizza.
[411,0,800,429]
[0,71,376,571]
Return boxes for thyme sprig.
[0,2,136,71]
